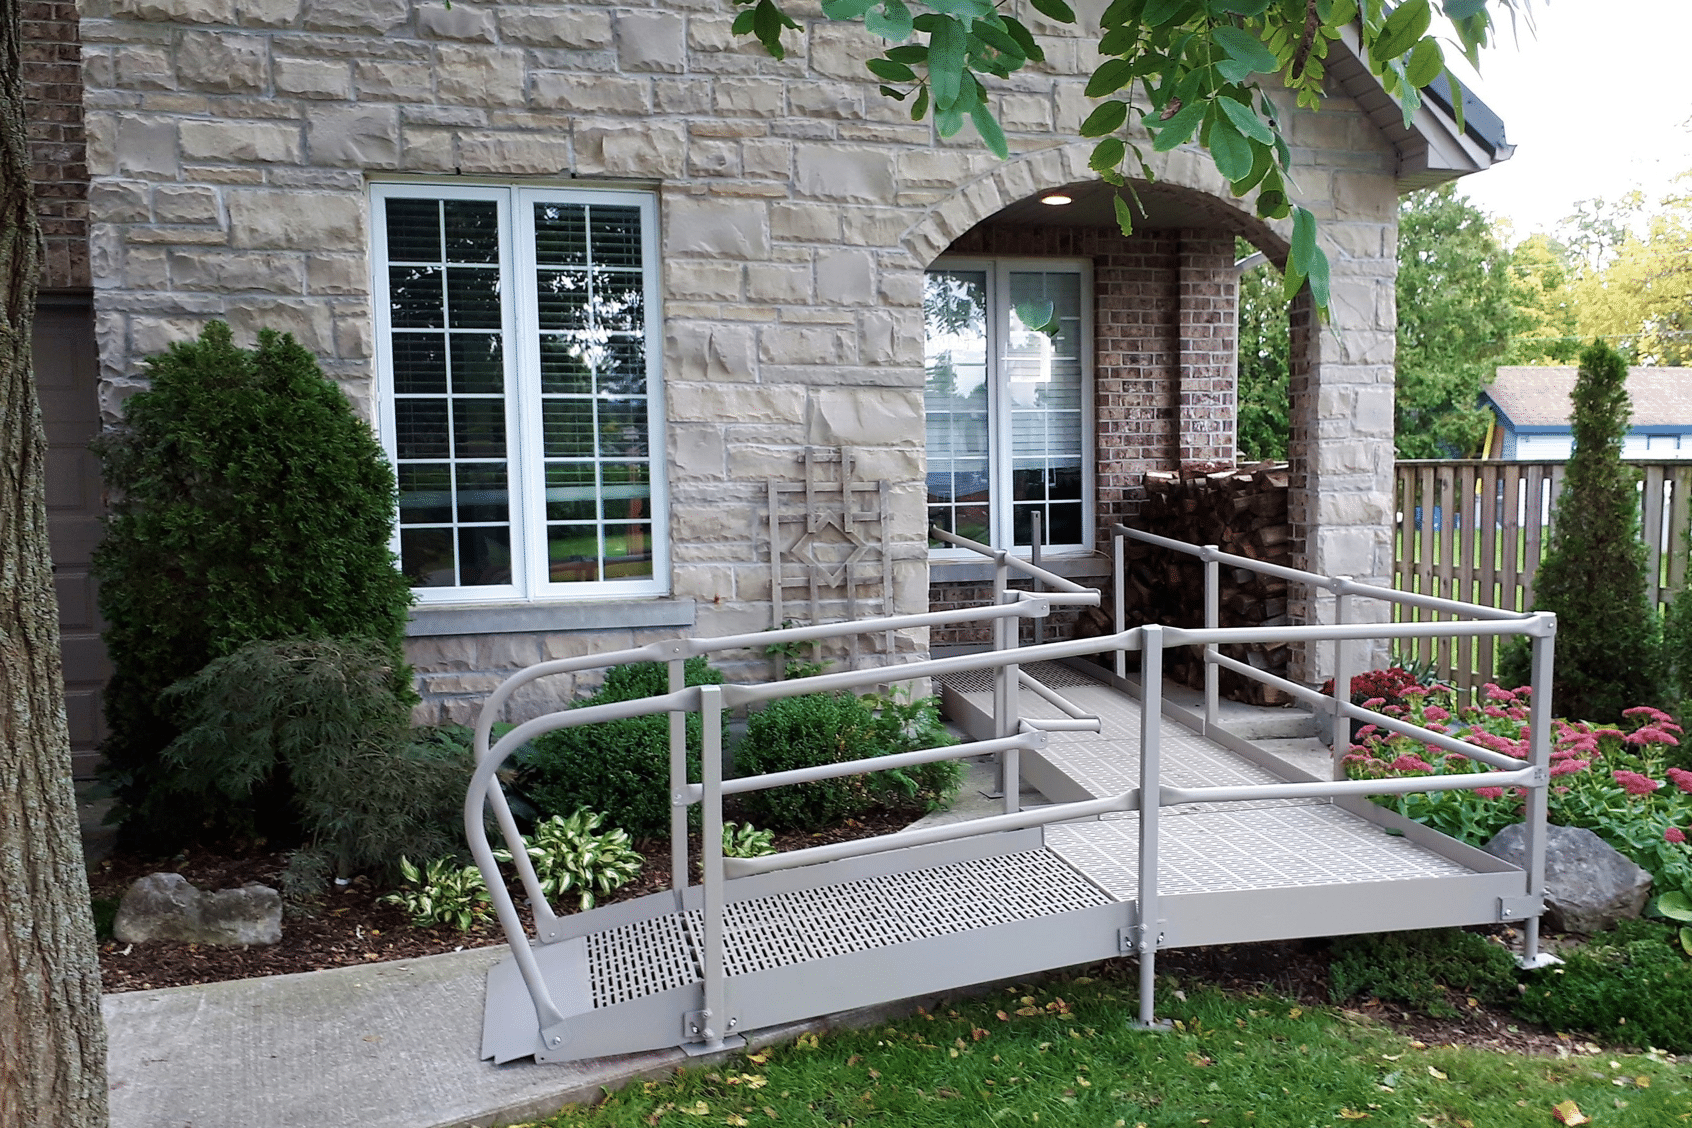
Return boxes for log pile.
[1084,462,1295,705]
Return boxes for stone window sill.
[928,552,1111,586]
[405,600,698,638]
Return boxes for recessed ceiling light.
[1040,194,1072,206]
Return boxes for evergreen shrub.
[1502,340,1663,720]
[734,691,961,830]
[161,638,472,892]
[93,322,413,844]
[516,658,723,839]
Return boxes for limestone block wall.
[79,0,1400,711]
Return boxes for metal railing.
[467,526,1556,1055]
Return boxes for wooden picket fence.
[1391,459,1692,692]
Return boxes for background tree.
[1235,242,1289,461]
[1522,340,1663,721]
[1503,231,1580,365]
[1570,180,1692,366]
[1394,186,1520,457]
[0,0,109,1120]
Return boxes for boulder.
[113,872,283,946]
[1483,823,1653,934]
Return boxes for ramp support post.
[1331,578,1354,779]
[669,654,690,905]
[1519,617,1559,969]
[993,552,1021,813]
[1202,546,1219,734]
[1137,626,1164,1028]
[691,685,743,1053]
[1113,532,1127,681]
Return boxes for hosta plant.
[380,855,492,932]
[496,809,644,912]
[1653,882,1692,956]
[722,821,776,859]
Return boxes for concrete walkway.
[102,694,1326,1128]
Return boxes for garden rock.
[113,872,283,946]
[1483,823,1652,934]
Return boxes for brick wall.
[23,0,88,290]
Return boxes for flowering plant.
[1320,666,1425,707]
[1343,686,1692,899]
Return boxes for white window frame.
[925,255,1095,561]
[371,182,669,604]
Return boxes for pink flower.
[1423,705,1451,722]
[1668,827,1688,845]
[1623,706,1680,730]
[1483,706,1511,719]
[1550,758,1590,777]
[1613,770,1663,796]
[1361,696,1387,710]
[1666,767,1692,794]
[1399,685,1430,698]
[1390,754,1434,773]
[1625,726,1681,747]
[1356,724,1379,739]
[1506,707,1529,721]
[1425,722,1450,733]
[1474,787,1505,800]
[1483,683,1519,703]
[1593,728,1625,741]
[1382,704,1407,717]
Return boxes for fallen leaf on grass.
[1636,1075,1652,1088]
[1552,1100,1589,1125]
[1337,1110,1370,1120]
[745,1051,769,1064]
[1426,1067,1447,1081]
[794,1033,818,1051]
[996,1011,1010,1022]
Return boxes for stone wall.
[80,0,1401,712]
[24,0,89,289]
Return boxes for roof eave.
[1329,23,1512,193]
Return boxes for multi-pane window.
[372,184,666,602]
[924,259,1092,556]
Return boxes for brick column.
[22,0,87,290]
[1176,231,1236,467]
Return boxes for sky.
[1447,0,1692,240]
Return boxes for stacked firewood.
[1082,462,1295,705]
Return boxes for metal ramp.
[468,527,1560,1065]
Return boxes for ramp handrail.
[469,526,1556,1056]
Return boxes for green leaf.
[821,0,877,18]
[878,83,909,100]
[1212,25,1279,75]
[1030,0,1075,22]
[886,43,927,63]
[1143,0,1193,26]
[1404,36,1444,88]
[1113,193,1135,236]
[1374,0,1432,63]
[867,57,917,82]
[911,83,930,121]
[1289,205,1317,276]
[1397,76,1422,130]
[1079,99,1129,138]
[971,21,1027,65]
[1281,263,1306,303]
[1682,926,1692,957]
[1306,241,1331,311]
[752,0,788,59]
[1217,95,1274,145]
[1659,890,1692,923]
[1442,0,1485,17]
[731,9,755,35]
[1090,136,1126,171]
[867,0,915,39]
[1255,188,1287,220]
[1001,17,1044,63]
[1208,117,1254,183]
[929,16,966,110]
[969,101,1008,159]
[1085,58,1136,98]
[1209,0,1272,14]
[1150,99,1205,151]
[936,98,965,137]
[1100,0,1146,26]
[1445,71,1466,132]
[1013,300,1057,336]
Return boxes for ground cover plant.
[528,968,1692,1128]
[1517,919,1692,1053]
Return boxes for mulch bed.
[90,808,919,994]
[92,813,1588,1058]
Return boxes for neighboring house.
[34,2,1509,742]
[1484,366,1692,460]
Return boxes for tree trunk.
[0,0,110,1121]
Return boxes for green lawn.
[528,969,1691,1128]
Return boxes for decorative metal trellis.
[763,446,894,672]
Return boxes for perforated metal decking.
[480,663,1527,1065]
